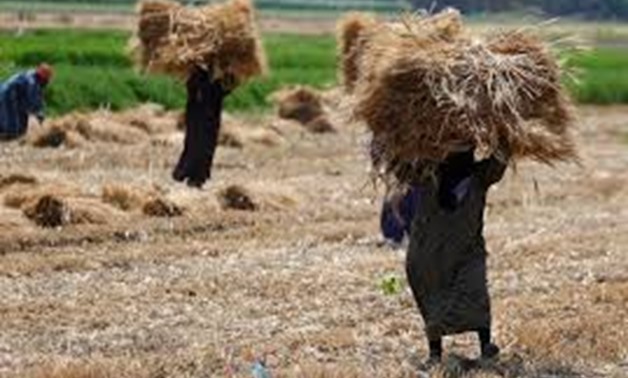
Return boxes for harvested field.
[24,104,279,152]
[0,105,627,377]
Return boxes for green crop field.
[0,30,337,115]
[0,28,627,116]
[567,48,628,104]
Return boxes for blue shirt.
[0,70,45,139]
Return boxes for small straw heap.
[352,9,576,183]
[132,0,267,82]
[337,12,378,92]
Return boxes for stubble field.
[0,100,627,377]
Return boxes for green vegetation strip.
[0,30,337,115]
[566,48,628,104]
[0,29,627,116]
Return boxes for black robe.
[406,156,507,340]
[172,67,227,188]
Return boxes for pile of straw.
[337,12,377,92]
[133,0,267,82]
[142,197,183,217]
[64,198,125,225]
[22,195,121,228]
[272,86,337,134]
[101,183,183,217]
[0,174,37,190]
[117,103,178,135]
[78,116,147,144]
[3,182,126,228]
[28,123,85,148]
[352,9,576,181]
[28,113,153,148]
[3,184,82,209]
[306,115,336,134]
[273,86,324,125]
[101,183,158,211]
[218,184,258,211]
[23,195,67,228]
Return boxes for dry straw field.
[2,6,628,377]
[0,83,627,376]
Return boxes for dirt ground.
[0,11,337,35]
[0,100,627,378]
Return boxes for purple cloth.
[452,177,472,204]
[381,186,422,244]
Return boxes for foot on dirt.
[172,169,186,183]
[481,343,500,360]
[186,179,205,189]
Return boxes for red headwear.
[35,63,54,85]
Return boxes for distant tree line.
[408,0,628,20]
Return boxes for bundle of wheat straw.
[337,12,378,92]
[28,113,148,147]
[353,8,576,183]
[132,0,267,82]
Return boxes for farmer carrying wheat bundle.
[132,0,266,188]
[347,9,577,364]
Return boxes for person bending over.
[0,63,53,141]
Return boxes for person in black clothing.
[406,149,509,364]
[172,66,233,188]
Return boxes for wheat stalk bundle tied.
[132,0,267,83]
[352,9,577,183]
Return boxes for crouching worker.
[172,66,234,188]
[405,148,509,364]
[0,63,53,141]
